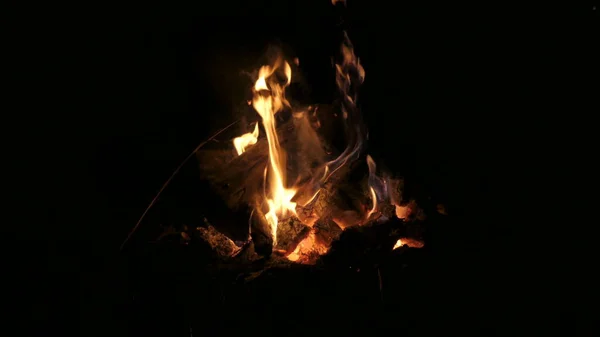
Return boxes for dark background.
[15,1,596,336]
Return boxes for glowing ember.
[395,205,409,219]
[287,230,328,263]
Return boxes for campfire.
[194,4,425,265]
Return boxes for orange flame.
[252,58,296,246]
[393,238,425,249]
[366,155,378,219]
[232,122,259,155]
[242,4,373,259]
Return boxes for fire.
[366,155,379,219]
[221,1,421,263]
[232,122,259,155]
[241,31,366,255]
[252,58,297,246]
[393,237,425,250]
[366,154,391,220]
[321,32,365,184]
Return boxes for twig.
[119,119,240,251]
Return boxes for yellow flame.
[233,122,259,155]
[252,58,297,246]
[366,155,378,219]
[393,237,425,250]
[367,186,377,218]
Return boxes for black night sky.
[17,1,596,336]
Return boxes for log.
[195,225,242,259]
[274,216,310,254]
[314,219,344,248]
[250,206,273,257]
[319,217,423,270]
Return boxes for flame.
[321,33,366,183]
[393,237,425,250]
[366,155,378,219]
[193,0,424,265]
[252,58,296,246]
[240,4,381,260]
[232,122,259,155]
[365,154,388,220]
[367,186,377,219]
[298,31,366,208]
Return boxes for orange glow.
[286,230,328,263]
[395,205,409,219]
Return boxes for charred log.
[274,216,310,254]
[195,225,242,259]
[313,219,343,248]
[250,206,273,257]
[319,217,421,270]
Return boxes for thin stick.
[119,119,240,251]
